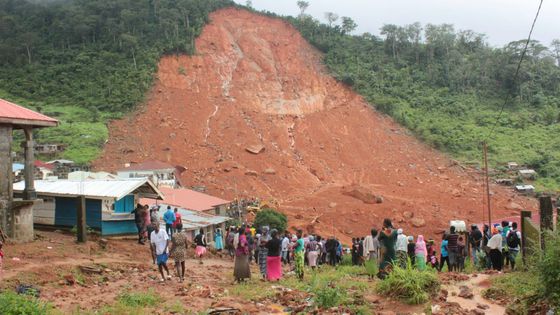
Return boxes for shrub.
[0,290,51,315]
[364,259,378,279]
[538,230,560,307]
[117,290,159,307]
[377,263,440,304]
[315,285,345,308]
[254,209,287,232]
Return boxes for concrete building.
[117,160,184,188]
[0,98,58,242]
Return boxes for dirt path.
[444,274,506,314]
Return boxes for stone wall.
[0,125,13,237]
[10,201,35,242]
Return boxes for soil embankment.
[94,8,536,241]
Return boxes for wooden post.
[76,196,87,243]
[539,196,553,250]
[483,142,492,228]
[520,210,531,265]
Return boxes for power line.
[484,0,544,142]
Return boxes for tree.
[246,0,253,9]
[296,1,309,17]
[380,24,398,60]
[550,39,560,66]
[324,12,339,27]
[341,16,357,35]
[254,209,288,232]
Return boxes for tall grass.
[377,262,440,304]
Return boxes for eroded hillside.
[94,8,536,240]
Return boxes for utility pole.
[483,142,492,229]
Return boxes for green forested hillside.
[284,13,560,190]
[0,0,233,163]
[1,1,560,190]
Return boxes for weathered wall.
[11,201,35,242]
[0,125,13,237]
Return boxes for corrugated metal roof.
[150,203,230,230]
[147,187,230,212]
[0,98,58,127]
[13,179,163,200]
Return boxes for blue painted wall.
[101,220,138,236]
[54,197,102,229]
[114,195,135,213]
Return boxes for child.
[457,236,466,272]
[426,239,439,269]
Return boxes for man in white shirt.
[395,229,408,268]
[506,222,522,270]
[363,229,379,261]
[150,222,171,281]
[281,232,290,264]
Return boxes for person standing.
[306,235,320,270]
[234,228,251,282]
[150,222,171,281]
[214,228,224,251]
[407,236,416,266]
[294,230,305,280]
[488,226,503,271]
[265,229,282,281]
[147,206,159,241]
[457,236,466,272]
[194,229,207,264]
[506,222,521,270]
[131,204,146,244]
[378,219,398,272]
[426,239,439,269]
[470,224,482,266]
[395,229,408,268]
[258,227,270,279]
[363,229,379,262]
[351,238,359,266]
[325,236,337,266]
[281,232,290,264]
[163,206,176,238]
[446,226,459,272]
[226,227,236,259]
[172,208,182,234]
[440,234,450,272]
[169,223,188,282]
[415,235,428,271]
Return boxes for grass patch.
[117,290,159,307]
[0,290,52,315]
[377,263,440,304]
[229,280,276,301]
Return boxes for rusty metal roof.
[144,187,230,212]
[0,98,58,128]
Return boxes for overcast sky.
[234,0,558,47]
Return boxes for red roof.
[142,187,230,212]
[0,98,58,128]
[119,160,175,172]
[34,160,54,170]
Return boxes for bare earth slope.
[94,8,536,240]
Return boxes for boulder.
[245,170,258,177]
[329,202,337,208]
[245,144,265,154]
[411,217,426,228]
[403,211,414,219]
[263,168,276,175]
[342,185,379,204]
[458,285,474,299]
[506,202,523,211]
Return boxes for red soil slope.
[94,8,536,241]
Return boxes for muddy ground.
[1,231,507,314]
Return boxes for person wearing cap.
[470,224,483,266]
[395,229,408,268]
[487,226,503,271]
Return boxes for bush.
[538,230,560,307]
[254,209,287,232]
[117,290,159,307]
[377,262,440,304]
[364,259,378,279]
[315,285,345,308]
[0,291,51,315]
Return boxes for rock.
[506,202,523,211]
[245,170,258,176]
[245,144,265,154]
[438,289,448,302]
[458,285,474,299]
[295,214,303,220]
[375,195,384,203]
[329,202,337,208]
[223,167,231,172]
[451,189,461,197]
[476,303,489,310]
[263,168,276,175]
[471,309,485,315]
[403,211,414,219]
[342,185,378,204]
[411,217,426,228]
[63,274,76,285]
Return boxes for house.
[13,179,163,236]
[117,160,184,188]
[148,187,231,216]
[515,185,535,194]
[35,143,65,154]
[507,162,519,170]
[68,171,117,180]
[518,169,537,180]
[146,202,230,243]
[46,159,89,179]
